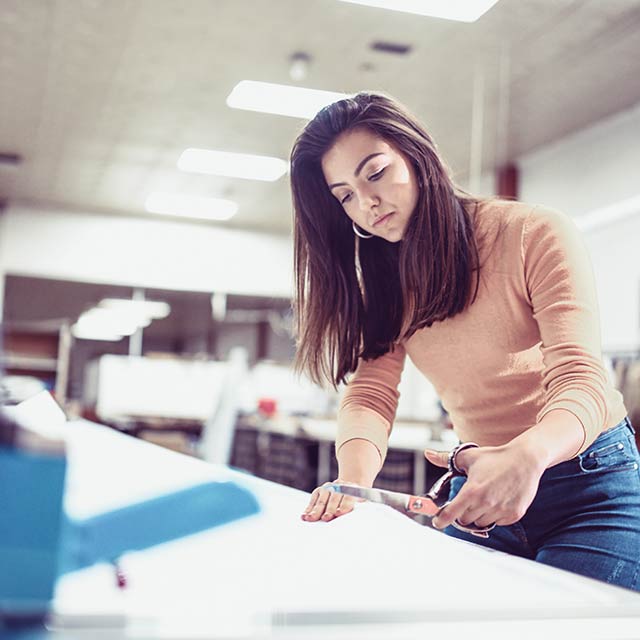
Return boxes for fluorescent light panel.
[337,0,501,22]
[99,299,171,320]
[227,80,351,119]
[145,192,238,221]
[72,300,171,341]
[71,326,122,342]
[79,308,146,333]
[72,311,137,342]
[178,148,288,181]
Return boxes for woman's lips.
[373,212,394,227]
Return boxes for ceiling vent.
[370,41,412,55]
[0,153,22,166]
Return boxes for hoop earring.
[352,221,373,239]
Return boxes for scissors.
[326,442,496,538]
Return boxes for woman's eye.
[340,193,352,204]
[369,168,385,180]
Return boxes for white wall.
[584,213,640,353]
[0,204,294,308]
[519,101,640,217]
[518,101,640,353]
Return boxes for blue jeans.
[444,417,640,591]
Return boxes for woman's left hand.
[424,441,547,530]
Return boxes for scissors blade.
[326,483,440,517]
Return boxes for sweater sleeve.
[336,342,406,463]
[522,206,609,453]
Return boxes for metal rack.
[1,320,72,406]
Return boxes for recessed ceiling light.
[289,51,312,82]
[145,192,238,222]
[227,80,351,119]
[178,148,288,182]
[337,0,501,22]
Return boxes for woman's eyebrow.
[328,152,384,190]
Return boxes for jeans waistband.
[583,417,635,456]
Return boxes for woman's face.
[321,128,420,243]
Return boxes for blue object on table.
[58,480,261,573]
[1,405,260,622]
[0,445,67,618]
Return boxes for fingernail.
[322,514,332,521]
[432,518,442,529]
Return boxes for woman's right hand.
[301,479,364,522]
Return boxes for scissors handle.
[452,519,495,538]
[448,441,480,475]
[433,442,497,538]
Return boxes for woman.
[289,91,640,590]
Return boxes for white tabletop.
[40,417,640,639]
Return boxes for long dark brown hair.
[290,91,481,388]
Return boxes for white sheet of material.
[12,396,637,639]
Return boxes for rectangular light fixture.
[99,299,171,320]
[336,0,501,22]
[145,192,238,222]
[227,80,351,120]
[71,326,123,342]
[72,299,171,341]
[178,148,288,182]
[72,309,139,342]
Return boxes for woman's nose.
[357,187,379,212]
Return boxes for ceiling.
[1,0,640,235]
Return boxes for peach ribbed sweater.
[337,200,627,461]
